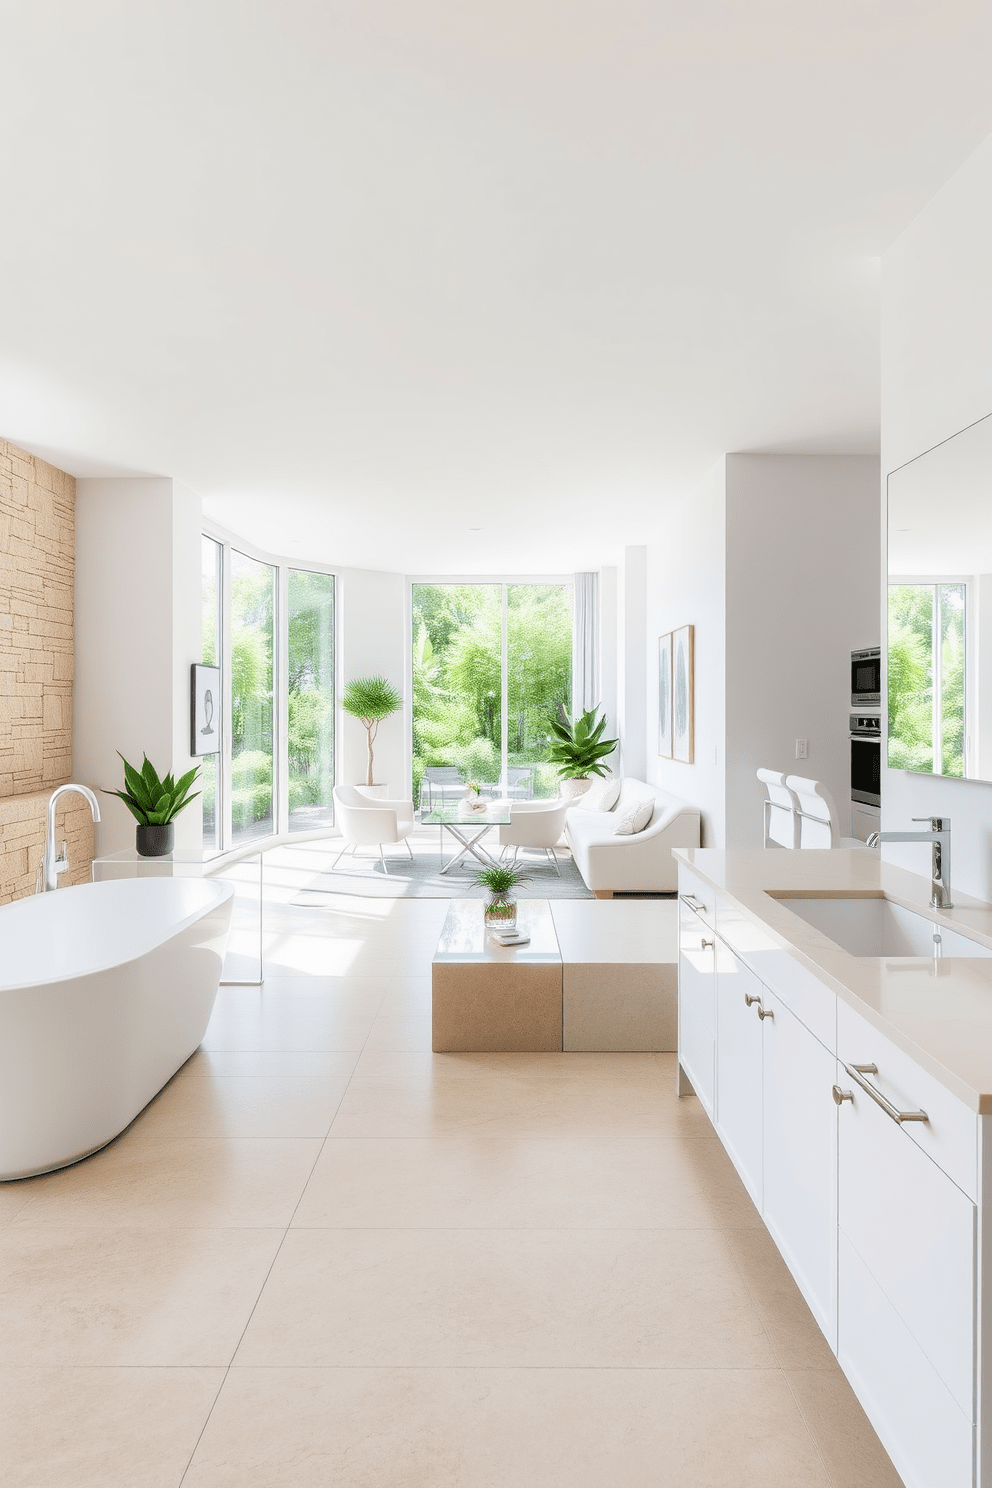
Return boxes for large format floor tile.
[0,1226,283,1365]
[10,1136,322,1229]
[235,1226,777,1369]
[291,1133,762,1230]
[183,1366,832,1488]
[1,1366,224,1488]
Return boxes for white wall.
[598,565,618,748]
[338,568,408,793]
[74,477,203,856]
[881,131,992,898]
[646,460,727,846]
[617,546,647,781]
[724,454,880,849]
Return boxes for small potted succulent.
[105,753,200,857]
[547,704,619,801]
[475,863,529,929]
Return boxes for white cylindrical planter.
[355,784,390,800]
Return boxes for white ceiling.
[2,2,992,574]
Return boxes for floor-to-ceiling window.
[231,550,276,842]
[888,581,966,776]
[288,568,335,831]
[202,531,337,849]
[200,536,223,848]
[411,580,572,807]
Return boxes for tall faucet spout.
[42,783,101,892]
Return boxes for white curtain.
[572,572,599,716]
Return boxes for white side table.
[91,844,265,985]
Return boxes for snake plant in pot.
[105,753,201,857]
[546,705,618,800]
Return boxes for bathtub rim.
[0,876,234,993]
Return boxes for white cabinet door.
[837,1062,976,1486]
[715,945,764,1206]
[678,899,716,1116]
[761,989,837,1349]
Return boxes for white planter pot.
[559,777,593,801]
[355,784,390,800]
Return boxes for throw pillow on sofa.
[613,797,655,835]
[576,776,622,812]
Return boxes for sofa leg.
[593,889,613,899]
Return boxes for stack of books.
[488,927,530,947]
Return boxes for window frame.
[203,520,340,849]
[887,574,969,779]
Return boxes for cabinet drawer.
[838,1231,974,1488]
[678,907,716,1118]
[838,1061,976,1419]
[717,900,836,1051]
[678,869,718,930]
[838,1000,978,1201]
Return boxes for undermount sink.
[774,895,992,959]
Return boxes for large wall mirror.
[887,410,992,781]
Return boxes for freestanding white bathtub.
[0,876,234,1180]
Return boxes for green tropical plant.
[341,675,403,787]
[547,705,618,781]
[105,753,200,825]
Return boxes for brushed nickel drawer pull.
[744,992,761,1007]
[680,894,705,911]
[701,938,714,949]
[757,1005,774,1020]
[832,1085,853,1105]
[845,1062,929,1124]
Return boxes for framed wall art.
[190,664,221,756]
[658,632,672,757]
[672,624,694,763]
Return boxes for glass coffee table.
[421,800,512,875]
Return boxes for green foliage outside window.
[411,583,572,807]
[888,583,965,778]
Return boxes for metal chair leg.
[378,845,389,874]
[331,841,353,871]
[405,837,414,859]
[547,847,561,876]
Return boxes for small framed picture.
[673,625,694,763]
[658,633,672,757]
[191,664,221,756]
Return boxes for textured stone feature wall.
[0,439,91,902]
[0,440,75,795]
[0,789,94,900]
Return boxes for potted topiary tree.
[341,675,403,796]
[547,705,618,800]
[105,753,201,857]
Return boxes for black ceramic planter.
[136,822,175,857]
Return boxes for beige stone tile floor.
[0,846,905,1486]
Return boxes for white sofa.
[565,779,701,896]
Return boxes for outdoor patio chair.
[421,767,464,812]
[505,767,535,799]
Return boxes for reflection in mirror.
[887,410,992,781]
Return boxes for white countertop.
[550,900,677,964]
[674,848,992,1114]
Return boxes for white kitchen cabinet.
[761,987,837,1349]
[715,945,764,1206]
[835,1023,977,1486]
[678,895,716,1115]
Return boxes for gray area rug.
[293,838,594,902]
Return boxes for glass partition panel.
[231,550,275,842]
[507,583,572,798]
[288,569,335,830]
[200,536,222,849]
[412,583,501,810]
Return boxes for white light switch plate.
[795,739,808,760]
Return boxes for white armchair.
[497,798,571,875]
[332,785,415,873]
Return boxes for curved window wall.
[202,530,336,849]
